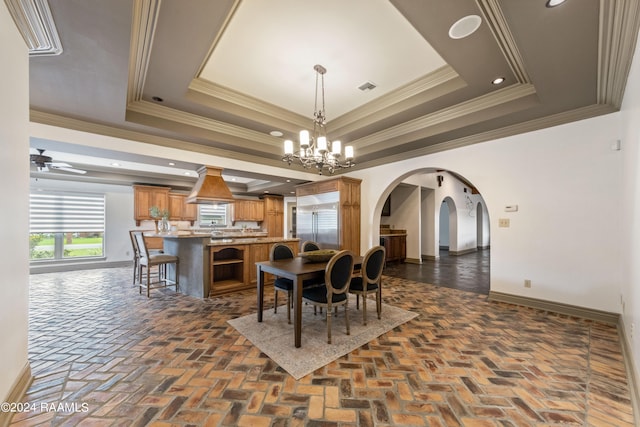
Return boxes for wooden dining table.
[256,255,362,348]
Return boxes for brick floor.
[8,267,635,426]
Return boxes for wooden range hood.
[186,166,235,204]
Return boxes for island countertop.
[156,234,300,298]
[208,237,299,246]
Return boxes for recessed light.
[168,162,175,166]
[184,172,191,176]
[110,162,121,167]
[151,96,164,102]
[270,130,283,137]
[448,15,482,39]
[546,0,566,7]
[492,77,506,85]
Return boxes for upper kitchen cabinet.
[295,176,361,254]
[168,193,197,224]
[231,199,264,223]
[133,185,170,226]
[262,195,284,238]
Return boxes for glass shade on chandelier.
[283,64,354,175]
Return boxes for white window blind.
[30,192,105,233]
[198,204,228,227]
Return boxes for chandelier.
[282,64,354,174]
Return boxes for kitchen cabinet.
[381,234,406,263]
[133,185,170,226]
[295,176,361,255]
[209,238,299,297]
[263,195,284,238]
[231,199,264,223]
[248,240,298,285]
[168,193,197,224]
[210,245,248,296]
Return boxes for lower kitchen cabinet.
[381,234,406,263]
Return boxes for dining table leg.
[293,277,302,348]
[257,265,264,322]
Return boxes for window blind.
[198,204,228,226]
[30,192,105,233]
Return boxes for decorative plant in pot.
[149,206,170,233]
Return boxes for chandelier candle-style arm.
[282,64,355,175]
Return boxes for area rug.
[227,295,418,379]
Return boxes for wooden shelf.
[212,259,243,266]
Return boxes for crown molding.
[4,0,62,56]
[127,0,162,103]
[598,0,640,108]
[29,110,289,170]
[187,78,309,132]
[353,83,537,155]
[353,103,614,171]
[329,66,466,136]
[477,0,531,84]
[126,100,282,152]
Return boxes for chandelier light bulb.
[284,139,294,155]
[300,130,310,148]
[332,140,341,155]
[317,136,328,152]
[345,145,354,160]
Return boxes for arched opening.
[373,168,490,294]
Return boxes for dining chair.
[271,243,296,323]
[271,243,326,323]
[133,231,179,297]
[349,245,385,325]
[301,240,320,252]
[302,250,354,343]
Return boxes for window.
[29,192,105,260]
[198,204,229,228]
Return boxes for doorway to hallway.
[383,248,490,295]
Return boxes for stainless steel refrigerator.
[296,191,340,249]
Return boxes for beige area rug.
[227,295,418,379]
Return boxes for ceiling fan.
[30,149,87,174]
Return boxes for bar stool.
[133,231,179,297]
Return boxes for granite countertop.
[208,237,299,246]
[380,233,407,237]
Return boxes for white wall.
[382,185,421,261]
[619,27,640,396]
[0,3,30,402]
[350,111,623,315]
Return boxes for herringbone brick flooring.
[9,267,634,426]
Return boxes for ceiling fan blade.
[51,166,87,174]
[49,162,72,168]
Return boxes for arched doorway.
[374,169,490,294]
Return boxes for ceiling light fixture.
[546,0,566,7]
[283,64,354,175]
[492,77,506,85]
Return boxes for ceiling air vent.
[358,81,377,91]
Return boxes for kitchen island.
[158,233,299,298]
